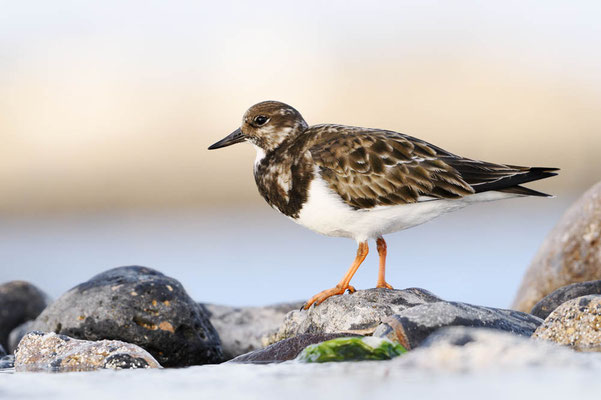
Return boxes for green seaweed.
[297,336,406,363]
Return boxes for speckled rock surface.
[513,181,601,312]
[532,295,601,351]
[229,333,357,363]
[267,288,442,345]
[14,331,160,371]
[205,301,303,360]
[531,280,601,319]
[395,326,600,371]
[374,301,542,349]
[0,281,50,350]
[29,266,222,367]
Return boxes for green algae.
[297,336,406,363]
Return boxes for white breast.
[295,169,518,242]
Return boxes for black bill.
[208,128,245,150]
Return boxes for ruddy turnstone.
[208,101,558,309]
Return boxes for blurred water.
[0,197,572,308]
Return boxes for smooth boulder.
[29,266,222,367]
[531,280,601,319]
[229,333,357,363]
[7,321,34,353]
[267,288,442,345]
[374,301,542,349]
[205,301,303,360]
[532,295,601,351]
[513,181,601,312]
[0,281,49,349]
[15,331,160,371]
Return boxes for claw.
[303,285,353,310]
[376,282,393,289]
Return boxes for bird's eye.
[254,115,269,126]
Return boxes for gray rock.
[229,333,357,363]
[0,354,14,369]
[8,321,34,353]
[532,295,601,351]
[394,326,601,371]
[374,301,542,349]
[513,181,601,313]
[29,266,222,367]
[15,331,160,371]
[0,281,50,349]
[268,288,442,345]
[531,280,601,319]
[204,301,303,360]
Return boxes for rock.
[0,281,50,349]
[297,336,406,363]
[229,333,357,363]
[0,343,5,356]
[14,331,160,371]
[7,321,34,353]
[531,280,601,319]
[374,301,542,349]
[393,326,599,371]
[513,181,601,312]
[532,295,601,351]
[205,301,303,360]
[29,266,222,367]
[0,354,14,369]
[268,288,442,344]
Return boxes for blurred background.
[1,0,600,307]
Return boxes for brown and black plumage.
[209,101,559,308]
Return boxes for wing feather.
[308,127,474,208]
[307,125,558,208]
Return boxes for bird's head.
[208,101,308,152]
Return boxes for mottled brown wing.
[309,128,475,209]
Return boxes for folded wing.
[308,126,558,209]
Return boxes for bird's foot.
[376,281,393,289]
[302,284,356,310]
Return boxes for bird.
[208,101,558,309]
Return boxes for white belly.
[295,173,517,242]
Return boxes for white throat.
[253,145,266,170]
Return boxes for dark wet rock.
[229,333,357,363]
[29,266,222,367]
[297,336,406,363]
[393,326,596,371]
[268,288,442,345]
[374,301,542,349]
[0,343,5,356]
[8,321,34,353]
[531,280,601,319]
[532,295,601,351]
[513,181,601,313]
[0,281,50,349]
[15,331,160,372]
[204,301,303,360]
[0,354,14,369]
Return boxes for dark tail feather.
[498,185,553,198]
[473,167,559,195]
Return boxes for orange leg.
[376,237,393,289]
[303,241,369,310]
